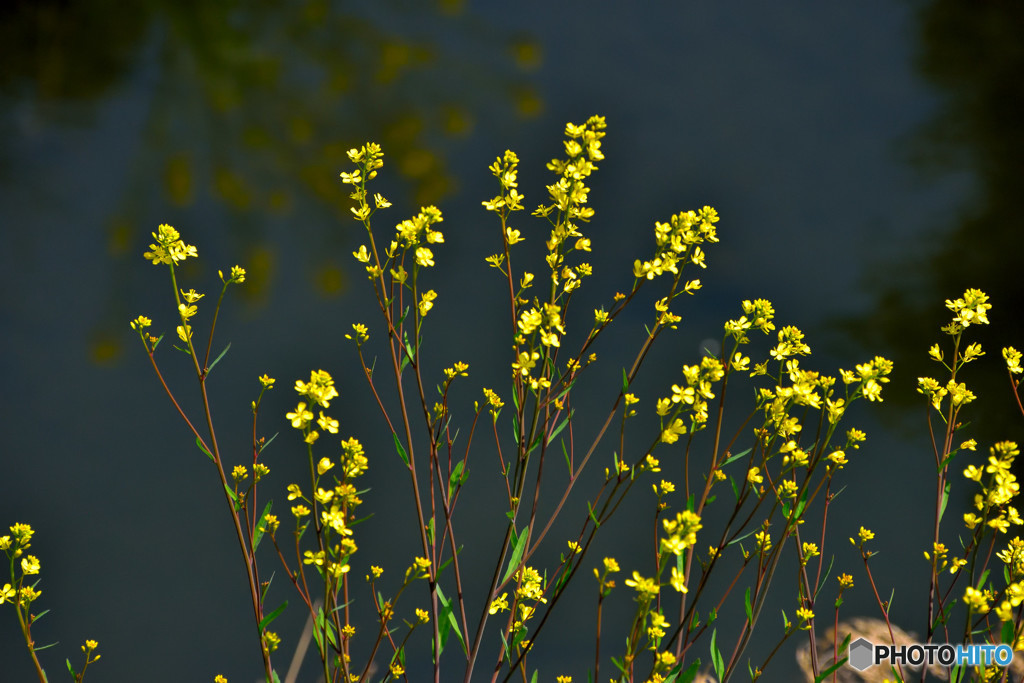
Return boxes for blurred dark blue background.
[2,1,1022,681]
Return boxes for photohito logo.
[848,637,1013,672]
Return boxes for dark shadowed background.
[2,0,1023,681]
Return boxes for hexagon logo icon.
[848,637,874,671]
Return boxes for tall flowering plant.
[7,117,1024,683]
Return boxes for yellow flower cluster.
[143,223,198,266]
[724,299,776,344]
[964,442,1021,534]
[482,150,525,215]
[1004,346,1023,375]
[769,325,811,361]
[517,303,567,349]
[944,287,992,331]
[534,117,605,224]
[481,387,504,417]
[963,585,992,614]
[394,206,445,257]
[533,120,603,291]
[340,142,384,188]
[295,369,339,409]
[660,510,702,558]
[488,591,509,615]
[515,566,547,606]
[624,571,660,600]
[282,369,369,582]
[0,523,43,608]
[134,234,246,347]
[657,356,726,442]
[998,537,1024,577]
[633,206,719,281]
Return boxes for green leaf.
[258,601,288,631]
[1003,619,1015,645]
[710,628,725,682]
[793,487,809,519]
[939,447,959,472]
[449,461,467,499]
[502,526,529,584]
[744,586,753,622]
[527,431,545,455]
[258,432,279,454]
[726,527,759,547]
[392,432,410,466]
[548,410,574,442]
[67,659,77,677]
[622,368,629,393]
[499,630,512,663]
[814,554,835,601]
[404,336,415,368]
[673,659,700,683]
[314,606,338,648]
[438,546,461,575]
[207,342,231,374]
[224,483,241,511]
[435,585,466,656]
[813,657,848,682]
[197,437,214,462]
[719,448,752,467]
[253,500,274,552]
[530,670,538,683]
[938,480,952,522]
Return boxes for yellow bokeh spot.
[514,87,543,118]
[313,263,346,297]
[165,153,194,206]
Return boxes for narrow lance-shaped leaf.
[207,342,231,374]
[197,436,214,462]
[435,585,467,657]
[393,432,410,466]
[252,500,274,552]
[673,659,701,683]
[224,482,241,511]
[710,628,725,682]
[258,601,288,631]
[548,409,574,443]
[720,448,753,467]
[502,525,528,584]
[258,431,279,455]
[938,480,951,522]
